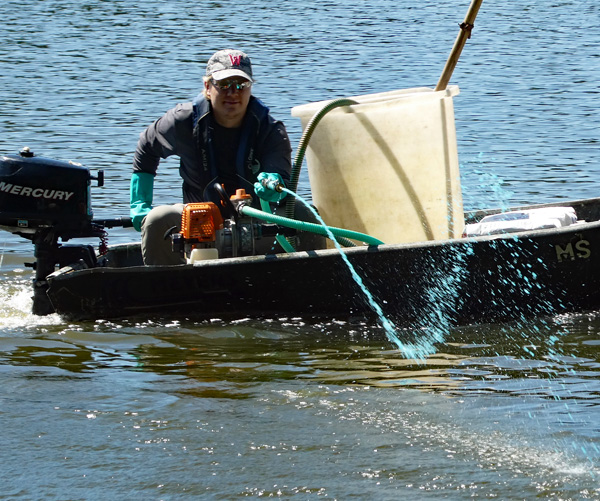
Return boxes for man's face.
[205,78,252,128]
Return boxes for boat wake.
[0,277,63,331]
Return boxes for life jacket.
[189,95,269,203]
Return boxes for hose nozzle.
[261,178,284,192]
[254,172,287,202]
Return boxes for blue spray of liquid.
[281,187,439,359]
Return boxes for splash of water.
[462,152,515,211]
[282,188,440,359]
[0,279,63,330]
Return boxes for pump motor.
[172,189,283,261]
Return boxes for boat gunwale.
[48,209,600,280]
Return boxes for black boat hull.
[45,199,600,326]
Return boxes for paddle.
[435,0,484,91]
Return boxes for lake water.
[1,0,600,498]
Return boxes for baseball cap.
[206,49,253,82]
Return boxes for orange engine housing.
[180,202,224,242]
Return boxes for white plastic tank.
[291,86,464,245]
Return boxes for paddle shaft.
[435,0,484,91]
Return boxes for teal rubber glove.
[254,172,287,203]
[130,171,154,232]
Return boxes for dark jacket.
[133,95,292,204]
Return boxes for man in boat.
[130,49,292,265]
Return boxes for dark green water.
[1,0,599,498]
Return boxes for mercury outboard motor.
[0,148,112,314]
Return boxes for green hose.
[241,205,384,247]
[285,97,359,224]
[260,190,358,250]
[255,97,371,251]
[259,198,296,253]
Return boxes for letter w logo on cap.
[229,54,242,66]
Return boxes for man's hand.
[254,172,287,202]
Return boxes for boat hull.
[45,199,600,326]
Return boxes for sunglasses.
[211,79,252,92]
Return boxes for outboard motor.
[0,148,106,314]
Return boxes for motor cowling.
[0,148,101,240]
[172,198,260,262]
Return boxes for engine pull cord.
[98,230,109,255]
